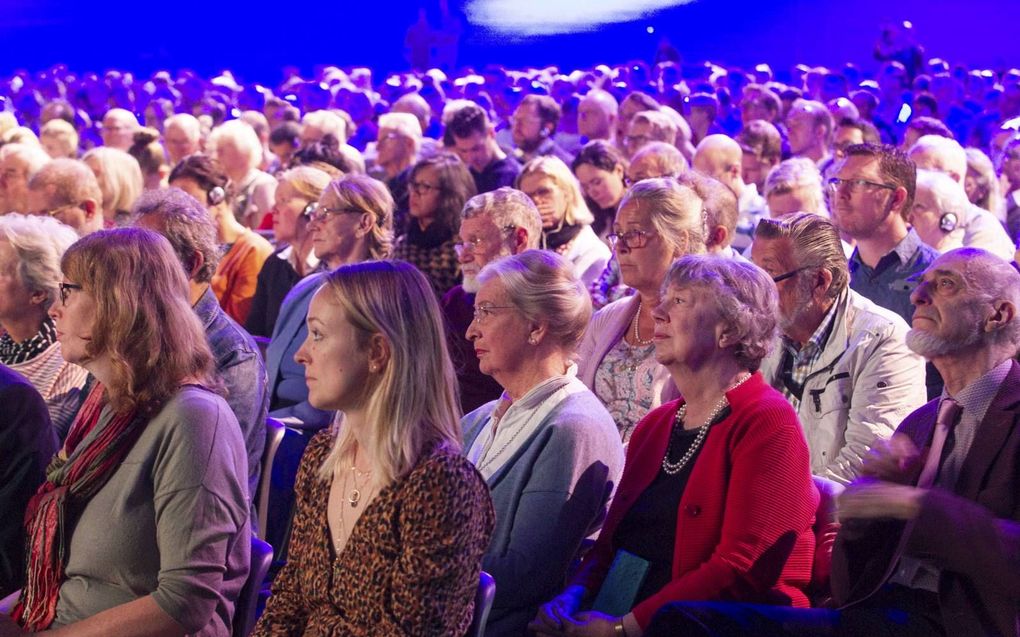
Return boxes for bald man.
[100,108,140,151]
[908,135,1015,260]
[578,89,618,143]
[785,99,834,165]
[692,134,766,249]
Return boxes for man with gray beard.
[441,187,542,413]
[752,213,926,484]
[643,248,1020,637]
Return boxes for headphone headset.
[208,186,226,206]
[301,201,318,219]
[939,212,958,233]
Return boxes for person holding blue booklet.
[531,254,818,637]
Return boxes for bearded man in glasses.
[751,212,926,484]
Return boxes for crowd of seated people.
[0,32,1019,636]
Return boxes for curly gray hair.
[0,213,79,309]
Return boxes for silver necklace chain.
[661,373,752,475]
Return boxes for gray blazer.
[462,389,624,637]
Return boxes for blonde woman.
[245,166,332,338]
[517,156,610,286]
[254,261,494,636]
[82,146,144,226]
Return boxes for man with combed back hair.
[752,213,926,484]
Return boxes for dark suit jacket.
[832,359,1020,636]
[0,364,57,597]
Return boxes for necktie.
[917,398,960,488]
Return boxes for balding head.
[692,134,744,196]
[578,89,618,141]
[27,158,104,235]
[908,134,967,185]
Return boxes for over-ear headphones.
[939,212,958,233]
[301,201,318,219]
[208,186,226,206]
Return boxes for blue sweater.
[462,388,624,637]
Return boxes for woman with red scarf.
[1,228,250,636]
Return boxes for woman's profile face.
[49,274,98,366]
[464,277,533,383]
[295,288,372,412]
[575,163,625,211]
[307,195,366,268]
[519,171,568,230]
[408,164,443,223]
[272,180,311,245]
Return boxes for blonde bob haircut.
[277,165,333,204]
[516,156,594,226]
[618,177,708,257]
[316,260,462,488]
[319,174,395,260]
[82,147,144,215]
[476,249,592,354]
[61,228,216,413]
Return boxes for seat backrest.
[809,475,844,607]
[256,418,287,539]
[234,535,274,637]
[464,570,496,637]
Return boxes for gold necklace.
[347,458,373,507]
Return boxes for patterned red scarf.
[13,382,143,631]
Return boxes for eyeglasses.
[307,206,363,223]
[453,225,516,255]
[827,177,897,193]
[770,266,812,283]
[58,282,82,306]
[472,303,515,323]
[607,228,653,250]
[409,181,442,196]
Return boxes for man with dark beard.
[751,212,926,484]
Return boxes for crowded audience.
[1,34,1019,637]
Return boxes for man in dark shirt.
[447,101,521,194]
[510,94,575,166]
[441,187,542,413]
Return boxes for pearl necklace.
[632,300,654,346]
[661,373,752,475]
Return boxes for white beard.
[906,325,982,358]
[462,270,480,294]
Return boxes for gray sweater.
[52,386,251,636]
[462,389,624,637]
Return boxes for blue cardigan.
[462,388,624,637]
[265,272,332,429]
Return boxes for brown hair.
[844,142,917,213]
[409,153,477,233]
[61,228,216,412]
[128,127,169,176]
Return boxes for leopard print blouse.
[252,429,495,636]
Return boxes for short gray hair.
[665,254,778,371]
[915,168,970,220]
[28,158,104,210]
[132,188,221,283]
[631,110,678,144]
[618,177,707,255]
[461,187,542,249]
[477,249,592,353]
[763,157,825,214]
[754,212,850,298]
[208,119,263,172]
[0,213,79,308]
[629,142,688,178]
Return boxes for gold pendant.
[348,489,361,507]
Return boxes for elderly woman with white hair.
[0,214,88,437]
[82,146,144,226]
[208,119,277,228]
[0,143,51,214]
[577,178,706,443]
[517,156,611,286]
[533,255,818,637]
[911,168,972,254]
[463,249,623,637]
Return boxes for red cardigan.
[572,372,819,628]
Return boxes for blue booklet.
[590,550,650,617]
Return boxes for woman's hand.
[529,586,585,635]
[562,611,620,637]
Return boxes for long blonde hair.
[316,261,461,487]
